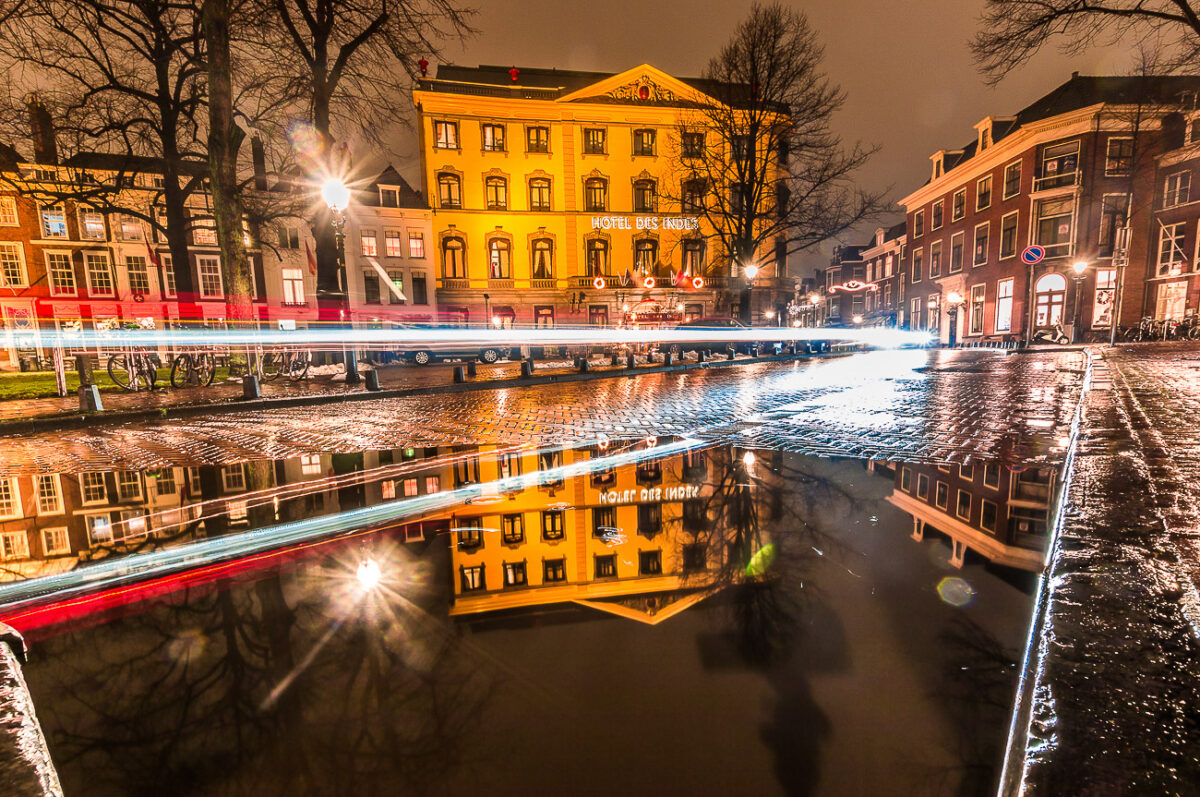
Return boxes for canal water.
[8,443,1040,796]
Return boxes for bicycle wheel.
[169,354,190,388]
[287,350,311,380]
[138,357,159,390]
[107,354,135,391]
[195,353,216,386]
[260,352,285,381]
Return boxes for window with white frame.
[1099,194,1130,250]
[198,255,223,297]
[36,474,63,515]
[402,478,418,497]
[425,475,440,494]
[1164,171,1191,208]
[950,231,964,273]
[0,243,27,288]
[1156,280,1188,320]
[86,514,112,544]
[300,453,322,475]
[126,256,150,295]
[1157,223,1187,276]
[409,232,425,258]
[481,123,505,152]
[282,267,305,305]
[387,270,404,303]
[155,470,177,495]
[78,210,104,239]
[952,189,965,221]
[385,230,402,257]
[976,175,992,211]
[1093,268,1117,328]
[1105,137,1134,176]
[117,471,142,501]
[222,464,246,491]
[161,255,176,297]
[996,278,1014,332]
[973,222,989,266]
[1,531,29,560]
[913,209,924,237]
[970,284,985,334]
[360,229,377,256]
[40,205,67,238]
[80,472,107,503]
[0,196,17,226]
[931,201,943,230]
[119,215,142,240]
[0,478,20,519]
[41,527,70,556]
[1003,161,1021,199]
[85,252,114,295]
[437,173,461,208]
[1034,196,1075,258]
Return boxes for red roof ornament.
[509,66,520,82]
[418,57,429,77]
[638,84,650,100]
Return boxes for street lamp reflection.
[356,558,382,591]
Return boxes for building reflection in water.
[1,442,1047,795]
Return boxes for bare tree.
[971,0,1200,85]
[248,0,473,306]
[666,3,887,321]
[0,0,208,300]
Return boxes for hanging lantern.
[593,275,606,290]
[643,275,656,289]
[692,276,705,289]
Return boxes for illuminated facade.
[412,64,786,328]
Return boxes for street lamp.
[946,290,964,348]
[852,314,863,325]
[737,261,759,324]
[1070,260,1088,343]
[322,176,360,385]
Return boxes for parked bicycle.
[107,349,161,391]
[169,352,216,388]
[259,348,311,381]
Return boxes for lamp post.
[927,296,939,343]
[1070,260,1088,343]
[320,177,360,385]
[738,261,758,323]
[946,290,964,348]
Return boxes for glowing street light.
[742,450,756,467]
[492,315,502,328]
[764,309,776,320]
[743,263,759,281]
[946,290,965,348]
[852,314,863,324]
[321,177,351,212]
[356,558,382,591]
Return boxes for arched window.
[634,239,658,274]
[1034,273,1066,326]
[485,177,507,210]
[437,173,461,209]
[442,236,465,278]
[584,178,607,212]
[529,178,551,211]
[488,238,511,279]
[633,179,656,213]
[586,239,609,277]
[532,238,554,279]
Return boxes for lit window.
[300,454,322,475]
[504,561,527,586]
[381,480,396,499]
[126,256,150,295]
[80,210,105,239]
[434,120,458,149]
[117,472,142,501]
[1157,223,1186,276]
[41,205,67,238]
[543,558,566,582]
[409,233,425,258]
[488,238,511,279]
[441,236,466,278]
[583,128,606,155]
[481,123,506,152]
[0,478,20,518]
[0,531,29,560]
[0,196,17,226]
[633,180,656,213]
[425,475,440,493]
[531,238,553,279]
[36,474,63,514]
[282,267,305,305]
[360,230,377,256]
[529,178,551,211]
[197,255,223,297]
[385,230,403,257]
[485,177,508,210]
[85,252,114,295]
[437,173,461,208]
[502,514,524,544]
[584,178,607,212]
[41,527,70,556]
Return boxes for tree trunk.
[203,0,255,328]
[310,79,344,321]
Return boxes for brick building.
[860,222,906,327]
[899,74,1200,345]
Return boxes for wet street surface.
[5,343,1200,794]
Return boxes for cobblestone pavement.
[0,347,1086,475]
[1016,342,1200,794]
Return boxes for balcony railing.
[487,279,514,289]
[1032,170,1080,192]
[440,278,470,290]
[530,278,556,289]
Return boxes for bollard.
[573,356,582,368]
[664,351,673,366]
[453,365,466,383]
[365,370,381,391]
[579,358,591,373]
[610,352,619,367]
[466,360,477,377]
[626,352,636,369]
[74,354,96,387]
[77,384,103,412]
[521,359,534,378]
[241,375,261,399]
[697,350,705,363]
[727,348,736,361]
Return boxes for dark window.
[983,463,1000,489]
[913,210,924,237]
[412,274,428,304]
[956,490,971,520]
[1000,213,1018,259]
[682,132,704,158]
[584,178,607,212]
[950,234,964,273]
[682,543,706,573]
[586,239,609,277]
[502,513,524,544]
[595,554,617,578]
[732,134,751,162]
[583,128,606,154]
[911,249,923,282]
[526,126,550,153]
[1105,137,1133,176]
[952,190,965,221]
[532,238,554,279]
[633,129,656,156]
[637,503,662,538]
[917,473,929,499]
[901,467,912,492]
[542,510,564,540]
[981,500,998,532]
[593,506,617,538]
[543,558,567,582]
[633,179,656,212]
[683,449,707,480]
[638,549,662,575]
[636,458,661,484]
[363,272,380,303]
[935,481,948,510]
[682,180,705,212]
[442,237,466,278]
[932,201,944,230]
[682,499,706,531]
[456,526,482,549]
[1003,162,1021,198]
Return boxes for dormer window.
[980,127,992,151]
[379,187,399,207]
[932,153,944,180]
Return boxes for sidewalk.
[0,348,837,434]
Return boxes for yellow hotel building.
[412,63,786,327]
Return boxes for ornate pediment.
[606,75,677,104]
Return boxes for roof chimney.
[251,136,267,190]
[26,95,57,165]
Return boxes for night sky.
[379,0,1135,275]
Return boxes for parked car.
[406,346,512,365]
[663,317,787,356]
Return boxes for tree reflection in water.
[25,535,496,797]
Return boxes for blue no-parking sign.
[1021,245,1045,264]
